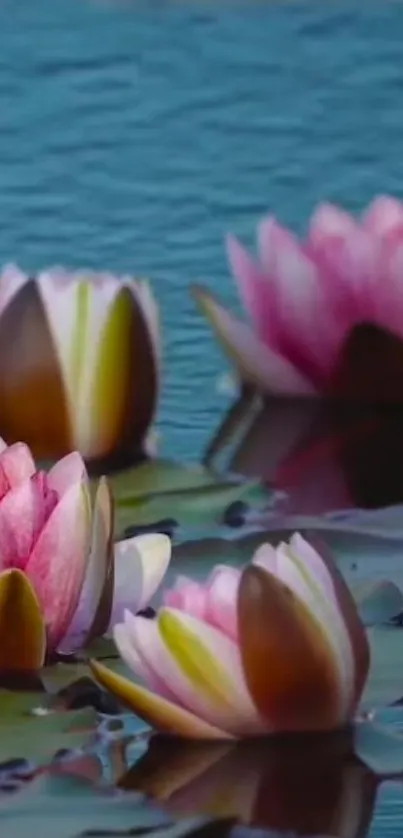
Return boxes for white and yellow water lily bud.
[0,266,160,463]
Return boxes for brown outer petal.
[303,532,370,712]
[0,279,72,458]
[89,287,158,473]
[238,565,343,731]
[0,569,46,671]
[85,477,115,644]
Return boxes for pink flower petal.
[26,481,91,652]
[0,443,36,502]
[163,580,209,621]
[193,287,316,396]
[0,479,41,570]
[58,477,113,654]
[308,203,357,246]
[362,195,403,238]
[205,566,240,640]
[46,452,88,497]
[226,234,279,347]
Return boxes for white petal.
[108,533,171,630]
[37,271,121,456]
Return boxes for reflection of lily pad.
[0,692,96,764]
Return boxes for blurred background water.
[2,1,403,834]
[2,0,403,464]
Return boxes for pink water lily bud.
[0,267,160,464]
[91,532,369,740]
[193,196,403,401]
[0,439,171,670]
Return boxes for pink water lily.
[0,439,171,671]
[193,195,403,399]
[91,533,369,740]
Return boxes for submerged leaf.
[0,692,96,764]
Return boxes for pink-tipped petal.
[47,452,88,497]
[163,580,209,621]
[362,195,403,237]
[26,481,91,652]
[193,287,316,396]
[0,478,45,571]
[0,442,36,501]
[205,566,240,640]
[226,234,277,343]
[308,204,357,246]
[58,477,113,653]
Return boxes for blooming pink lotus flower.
[0,266,159,463]
[0,439,171,672]
[193,196,403,399]
[91,533,369,740]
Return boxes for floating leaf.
[0,691,96,764]
[108,460,222,503]
[105,459,266,537]
[353,580,403,626]
[354,720,403,775]
[41,657,128,695]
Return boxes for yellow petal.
[90,660,233,740]
[0,569,46,671]
[85,285,157,461]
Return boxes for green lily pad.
[104,459,267,536]
[354,720,403,775]
[108,460,223,503]
[40,656,128,695]
[0,691,96,764]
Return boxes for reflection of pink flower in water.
[194,195,403,399]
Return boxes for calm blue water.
[2,2,403,834]
[1,0,403,464]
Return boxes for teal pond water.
[1,0,403,835]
